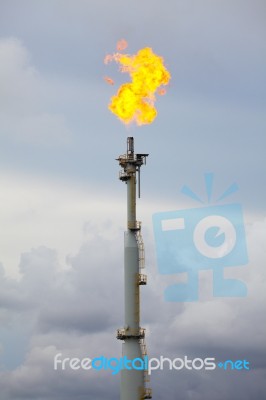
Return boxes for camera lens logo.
[153,173,248,302]
[193,215,236,259]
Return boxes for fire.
[104,76,115,85]
[104,41,171,126]
[157,87,167,96]
[116,39,128,51]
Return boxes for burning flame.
[104,76,115,85]
[104,40,171,126]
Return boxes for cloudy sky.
[0,0,265,399]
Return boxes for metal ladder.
[135,229,152,399]
[135,230,145,269]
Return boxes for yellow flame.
[104,41,171,126]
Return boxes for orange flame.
[116,39,128,51]
[104,76,115,85]
[105,41,171,126]
[157,87,167,96]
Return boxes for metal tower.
[116,137,152,400]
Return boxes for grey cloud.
[0,37,72,146]
[0,265,29,312]
[151,367,266,400]
[0,218,266,399]
[0,344,119,400]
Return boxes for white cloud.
[0,37,72,145]
[0,170,126,278]
[0,37,38,114]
